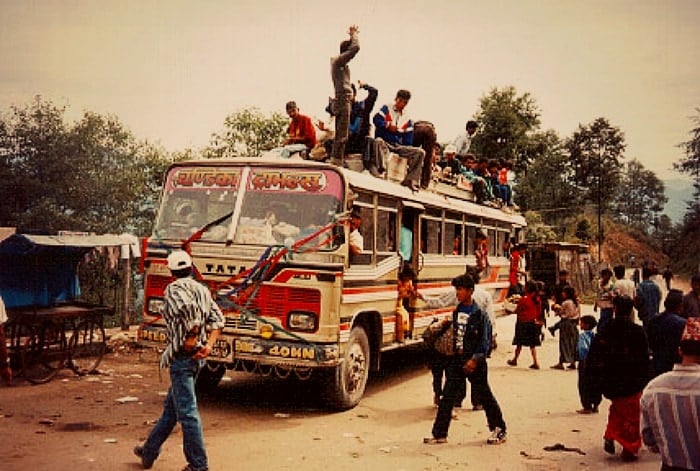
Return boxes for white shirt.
[349,229,363,253]
[614,278,636,298]
[452,132,473,156]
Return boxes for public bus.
[138,156,526,409]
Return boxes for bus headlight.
[288,311,317,332]
[147,298,165,316]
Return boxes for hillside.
[592,225,668,270]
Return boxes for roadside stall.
[0,233,136,384]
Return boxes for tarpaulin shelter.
[0,233,137,310]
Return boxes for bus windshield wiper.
[181,211,234,249]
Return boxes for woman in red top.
[507,281,542,369]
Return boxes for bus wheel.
[322,326,369,410]
[196,361,226,392]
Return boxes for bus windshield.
[153,165,344,249]
[153,167,240,242]
[233,168,343,248]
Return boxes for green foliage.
[566,117,626,209]
[515,129,583,220]
[523,211,558,242]
[0,96,171,235]
[471,86,541,171]
[575,218,593,242]
[204,107,288,158]
[670,109,700,274]
[612,159,667,233]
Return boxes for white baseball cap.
[167,250,192,271]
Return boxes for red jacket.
[287,114,317,149]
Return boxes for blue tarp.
[0,234,131,309]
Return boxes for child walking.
[576,315,601,413]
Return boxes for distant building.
[526,242,594,296]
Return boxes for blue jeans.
[142,356,208,470]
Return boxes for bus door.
[399,200,424,335]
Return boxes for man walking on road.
[134,250,225,471]
[424,274,506,445]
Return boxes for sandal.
[423,437,448,445]
[506,359,517,366]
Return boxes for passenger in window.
[475,230,489,274]
[348,208,363,258]
[452,235,462,255]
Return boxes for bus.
[138,156,526,410]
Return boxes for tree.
[471,86,541,171]
[675,108,700,201]
[566,117,626,209]
[205,107,288,158]
[513,130,582,226]
[670,109,700,274]
[0,96,170,235]
[523,210,558,242]
[613,159,667,234]
[574,218,593,243]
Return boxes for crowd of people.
[419,260,700,470]
[272,25,517,209]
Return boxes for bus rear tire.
[196,361,226,393]
[322,326,369,410]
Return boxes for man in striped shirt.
[641,317,700,471]
[135,250,225,471]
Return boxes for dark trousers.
[430,353,466,407]
[431,357,505,439]
[413,121,436,188]
[597,308,613,332]
[578,362,601,410]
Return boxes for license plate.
[209,338,233,360]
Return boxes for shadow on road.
[199,345,431,414]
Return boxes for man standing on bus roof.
[329,24,360,168]
[372,89,425,192]
[134,250,224,471]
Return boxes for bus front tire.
[322,326,370,410]
[195,361,226,392]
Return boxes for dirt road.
[1,303,668,471]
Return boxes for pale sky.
[1,0,699,180]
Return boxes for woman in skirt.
[507,281,543,369]
[551,286,580,370]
